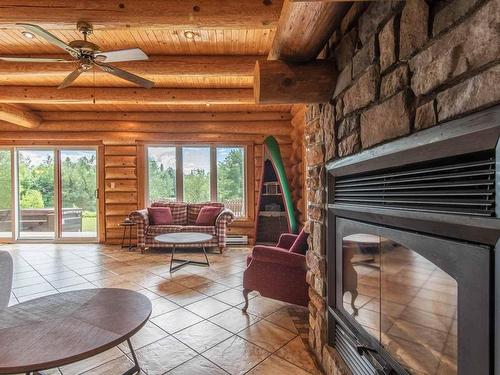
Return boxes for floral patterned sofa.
[130,201,235,253]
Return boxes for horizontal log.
[105,167,137,180]
[0,87,255,105]
[0,1,283,29]
[269,0,350,62]
[105,180,138,192]
[40,111,292,122]
[0,131,293,145]
[0,55,259,77]
[19,121,290,136]
[105,204,139,216]
[255,60,337,104]
[0,104,40,128]
[104,155,137,167]
[104,146,137,156]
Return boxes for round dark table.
[0,288,152,375]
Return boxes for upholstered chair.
[0,250,13,309]
[242,229,309,311]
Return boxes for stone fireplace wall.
[304,0,500,373]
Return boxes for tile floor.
[3,244,321,375]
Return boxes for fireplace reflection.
[342,234,458,375]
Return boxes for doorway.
[0,147,99,242]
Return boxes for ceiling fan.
[0,22,154,89]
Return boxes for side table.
[119,219,136,251]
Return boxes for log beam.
[0,104,41,128]
[0,55,259,78]
[0,120,291,135]
[269,0,350,62]
[0,1,283,29]
[254,60,336,104]
[0,87,255,105]
[40,111,291,122]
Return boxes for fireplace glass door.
[342,234,457,374]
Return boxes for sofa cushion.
[187,202,224,225]
[195,206,222,226]
[289,229,309,254]
[151,201,187,225]
[146,225,183,236]
[148,207,172,225]
[180,225,216,236]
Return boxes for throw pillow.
[195,206,222,226]
[148,207,173,225]
[289,229,309,254]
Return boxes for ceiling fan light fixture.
[21,31,35,39]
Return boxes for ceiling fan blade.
[58,67,85,89]
[95,62,154,89]
[17,23,79,58]
[0,56,73,63]
[94,48,149,63]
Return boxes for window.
[146,145,246,217]
[148,147,176,202]
[217,147,245,217]
[183,147,210,203]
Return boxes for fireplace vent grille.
[333,151,495,216]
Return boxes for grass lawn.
[82,214,97,232]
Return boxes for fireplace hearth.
[326,107,500,374]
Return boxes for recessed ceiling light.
[184,31,199,40]
[21,31,35,39]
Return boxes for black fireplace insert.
[326,106,500,375]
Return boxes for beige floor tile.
[151,308,204,334]
[118,321,169,353]
[239,296,287,318]
[238,319,296,352]
[203,336,270,375]
[167,355,226,374]
[150,297,179,317]
[132,336,197,375]
[185,296,232,318]
[80,355,143,375]
[59,347,123,375]
[191,281,230,296]
[147,281,188,297]
[173,320,233,353]
[212,288,248,306]
[247,355,313,375]
[276,337,322,375]
[209,307,261,333]
[166,288,207,306]
[264,306,308,334]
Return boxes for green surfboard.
[263,136,298,234]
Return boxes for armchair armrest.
[277,233,298,250]
[251,246,306,270]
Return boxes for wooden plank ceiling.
[0,0,292,117]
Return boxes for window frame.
[145,143,248,218]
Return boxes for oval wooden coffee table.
[0,288,152,375]
[155,232,213,273]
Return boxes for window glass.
[217,147,245,217]
[182,147,210,203]
[148,147,176,202]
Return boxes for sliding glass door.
[60,149,97,238]
[0,146,99,242]
[0,149,12,239]
[18,149,56,240]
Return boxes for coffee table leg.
[202,246,210,266]
[122,338,141,375]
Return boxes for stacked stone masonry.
[305,0,500,374]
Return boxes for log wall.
[0,114,302,245]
